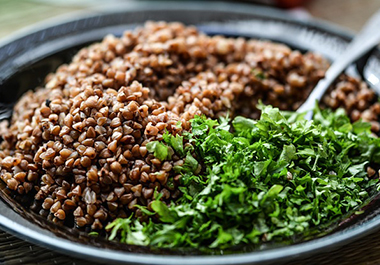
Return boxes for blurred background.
[1,0,380,40]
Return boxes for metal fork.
[297,9,380,120]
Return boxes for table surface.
[1,0,380,264]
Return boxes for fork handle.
[297,9,380,120]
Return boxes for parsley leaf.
[105,105,380,250]
[163,132,185,157]
[146,141,171,161]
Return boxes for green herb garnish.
[106,105,380,250]
[88,231,99,237]
[146,141,172,161]
[163,131,185,157]
[252,68,266,80]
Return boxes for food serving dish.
[1,1,380,264]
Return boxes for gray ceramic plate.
[1,1,380,264]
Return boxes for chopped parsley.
[146,141,172,161]
[106,105,380,250]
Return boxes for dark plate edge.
[0,2,379,265]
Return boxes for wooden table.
[1,0,380,264]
